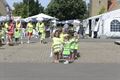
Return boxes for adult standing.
[26,21,33,43]
[0,24,2,46]
[63,23,69,32]
[36,21,45,43]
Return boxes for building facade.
[89,0,120,17]
[0,0,7,16]
[108,0,120,11]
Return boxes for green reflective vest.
[1,28,6,39]
[69,37,79,50]
[63,41,71,55]
[70,38,76,50]
[14,29,21,38]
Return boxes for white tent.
[106,18,120,37]
[83,9,120,38]
[36,13,57,20]
[0,16,6,21]
[24,13,58,22]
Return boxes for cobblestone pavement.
[0,39,120,63]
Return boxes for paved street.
[1,0,120,80]
[0,38,120,80]
[0,63,120,80]
[0,38,120,63]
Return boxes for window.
[110,20,120,32]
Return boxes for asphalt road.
[0,38,120,80]
[0,63,120,80]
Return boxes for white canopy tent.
[100,17,120,37]
[83,9,120,38]
[0,16,6,21]
[24,13,58,22]
[36,13,57,20]
[0,16,10,22]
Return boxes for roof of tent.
[23,13,58,22]
[87,15,102,20]
[86,9,120,20]
[101,9,120,20]
[37,13,58,20]
[0,16,10,22]
[26,13,58,20]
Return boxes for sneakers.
[6,42,9,45]
[21,41,23,44]
[27,41,30,44]
[64,60,69,64]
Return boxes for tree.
[13,0,44,18]
[13,2,26,17]
[45,0,87,20]
[98,6,106,15]
[28,0,44,16]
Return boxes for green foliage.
[98,6,106,15]
[45,0,87,20]
[13,0,44,18]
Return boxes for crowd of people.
[0,19,80,64]
[51,27,80,64]
[0,20,48,45]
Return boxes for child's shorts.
[70,49,77,54]
[15,38,19,42]
[53,50,62,55]
[27,32,33,36]
[63,54,70,58]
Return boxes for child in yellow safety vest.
[51,30,63,63]
[62,33,72,64]
[14,28,21,44]
[1,25,6,43]
[16,21,23,44]
[69,31,80,60]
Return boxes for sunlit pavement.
[0,38,120,63]
[0,38,120,80]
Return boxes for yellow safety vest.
[74,38,79,49]
[27,23,33,33]
[52,37,63,53]
[39,23,45,33]
[16,23,21,29]
[60,33,64,43]
[5,23,8,29]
